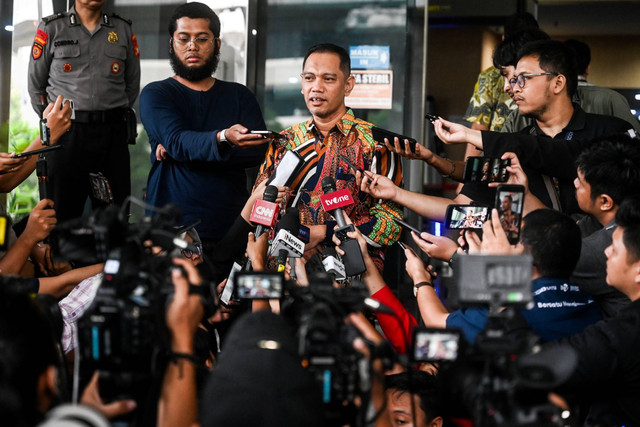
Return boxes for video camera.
[50,200,217,425]
[412,254,577,427]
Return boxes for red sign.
[320,189,355,211]
[250,199,279,226]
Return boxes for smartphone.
[495,184,525,244]
[463,156,510,183]
[393,217,421,235]
[11,145,62,158]
[424,113,438,123]
[445,205,490,230]
[338,154,364,174]
[220,262,242,306]
[371,126,417,153]
[250,130,282,140]
[412,327,462,363]
[235,272,283,300]
[397,241,407,251]
[89,173,114,204]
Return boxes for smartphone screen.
[495,184,525,244]
[250,130,282,139]
[412,327,461,362]
[445,205,490,229]
[463,157,510,183]
[235,272,283,299]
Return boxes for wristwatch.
[219,129,228,143]
[413,281,433,297]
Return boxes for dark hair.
[493,29,550,69]
[564,39,591,76]
[520,209,582,278]
[504,12,539,38]
[168,2,221,38]
[517,39,578,98]
[385,371,443,422]
[303,43,351,78]
[576,134,640,206]
[615,196,640,263]
[0,290,58,426]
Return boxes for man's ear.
[598,194,615,213]
[36,365,58,413]
[345,75,356,97]
[552,74,567,95]
[215,36,222,51]
[429,416,444,427]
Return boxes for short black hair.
[564,39,591,76]
[0,290,58,426]
[303,43,351,78]
[520,209,582,278]
[576,134,640,206]
[504,12,539,38]
[517,39,578,98]
[615,196,640,263]
[493,29,550,69]
[385,371,443,422]
[168,2,221,38]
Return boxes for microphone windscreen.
[321,176,336,194]
[263,185,279,203]
[276,206,300,234]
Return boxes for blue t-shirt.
[447,277,602,344]
[140,78,267,241]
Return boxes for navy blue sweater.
[141,78,267,240]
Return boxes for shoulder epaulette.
[42,12,65,24]
[110,13,132,25]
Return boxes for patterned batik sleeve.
[463,69,499,128]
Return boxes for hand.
[245,231,270,269]
[433,117,473,145]
[410,231,458,262]
[80,371,137,419]
[42,95,72,143]
[0,152,27,175]
[384,137,432,162]
[24,199,57,244]
[360,171,399,200]
[479,209,524,255]
[488,152,529,193]
[331,216,369,259]
[304,224,327,253]
[166,258,204,351]
[404,246,433,284]
[156,144,169,161]
[347,312,385,359]
[225,124,271,148]
[31,242,72,276]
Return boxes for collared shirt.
[28,6,141,113]
[255,108,403,248]
[60,273,103,353]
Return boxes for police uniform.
[28,6,141,222]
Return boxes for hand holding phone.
[372,127,417,153]
[10,145,62,158]
[250,130,283,140]
[463,157,510,183]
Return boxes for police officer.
[28,0,141,222]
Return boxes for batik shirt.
[255,109,403,253]
[463,67,516,131]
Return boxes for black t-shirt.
[460,104,632,214]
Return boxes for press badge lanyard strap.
[542,130,573,212]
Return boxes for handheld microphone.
[321,246,346,280]
[320,177,366,276]
[251,185,280,238]
[269,207,305,273]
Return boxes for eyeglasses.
[181,243,203,259]
[508,72,558,89]
[171,36,215,52]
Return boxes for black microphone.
[254,185,279,238]
[320,177,366,276]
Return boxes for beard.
[169,45,220,82]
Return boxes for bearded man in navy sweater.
[141,2,268,254]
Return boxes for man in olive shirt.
[28,0,140,222]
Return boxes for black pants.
[45,120,131,223]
